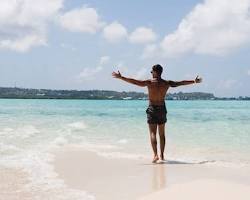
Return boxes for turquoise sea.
[0,99,250,198]
[1,99,250,162]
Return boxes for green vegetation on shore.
[0,87,249,100]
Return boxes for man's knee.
[159,129,165,135]
[159,133,165,140]
[150,132,157,137]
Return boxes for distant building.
[123,97,132,100]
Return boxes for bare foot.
[152,155,159,163]
[160,155,165,161]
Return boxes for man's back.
[147,79,169,105]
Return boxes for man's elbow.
[170,83,179,87]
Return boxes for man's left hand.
[112,71,122,79]
[195,75,202,83]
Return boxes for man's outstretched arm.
[112,71,150,87]
[168,76,202,87]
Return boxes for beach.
[52,145,250,200]
[2,144,250,200]
[0,99,250,199]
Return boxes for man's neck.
[152,77,161,81]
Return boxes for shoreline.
[52,145,250,200]
[1,144,250,200]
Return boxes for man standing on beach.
[112,64,202,163]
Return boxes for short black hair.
[152,64,163,75]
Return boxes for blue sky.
[0,0,250,97]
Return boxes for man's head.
[151,64,163,78]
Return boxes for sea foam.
[67,121,87,130]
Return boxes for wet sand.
[52,145,250,200]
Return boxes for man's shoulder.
[163,79,174,85]
[160,79,170,85]
[141,79,152,87]
[144,79,152,83]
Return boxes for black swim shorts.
[146,104,167,124]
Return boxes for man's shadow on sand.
[142,159,216,165]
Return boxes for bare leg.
[158,123,166,160]
[148,124,159,163]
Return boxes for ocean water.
[0,99,250,199]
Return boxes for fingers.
[112,70,121,78]
[112,71,120,78]
[194,75,202,83]
[197,77,202,83]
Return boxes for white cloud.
[0,34,46,52]
[161,0,250,57]
[247,69,250,75]
[0,0,63,52]
[129,27,157,44]
[78,66,102,80]
[99,56,110,65]
[141,44,159,59]
[103,22,127,43]
[113,61,129,74]
[135,67,148,79]
[59,6,105,33]
[78,56,110,81]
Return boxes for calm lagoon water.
[0,99,250,163]
[0,99,250,199]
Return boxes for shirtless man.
[112,64,202,163]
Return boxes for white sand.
[139,179,250,200]
[0,167,32,200]
[52,145,250,200]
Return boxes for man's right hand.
[112,71,122,79]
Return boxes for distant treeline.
[0,87,249,100]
